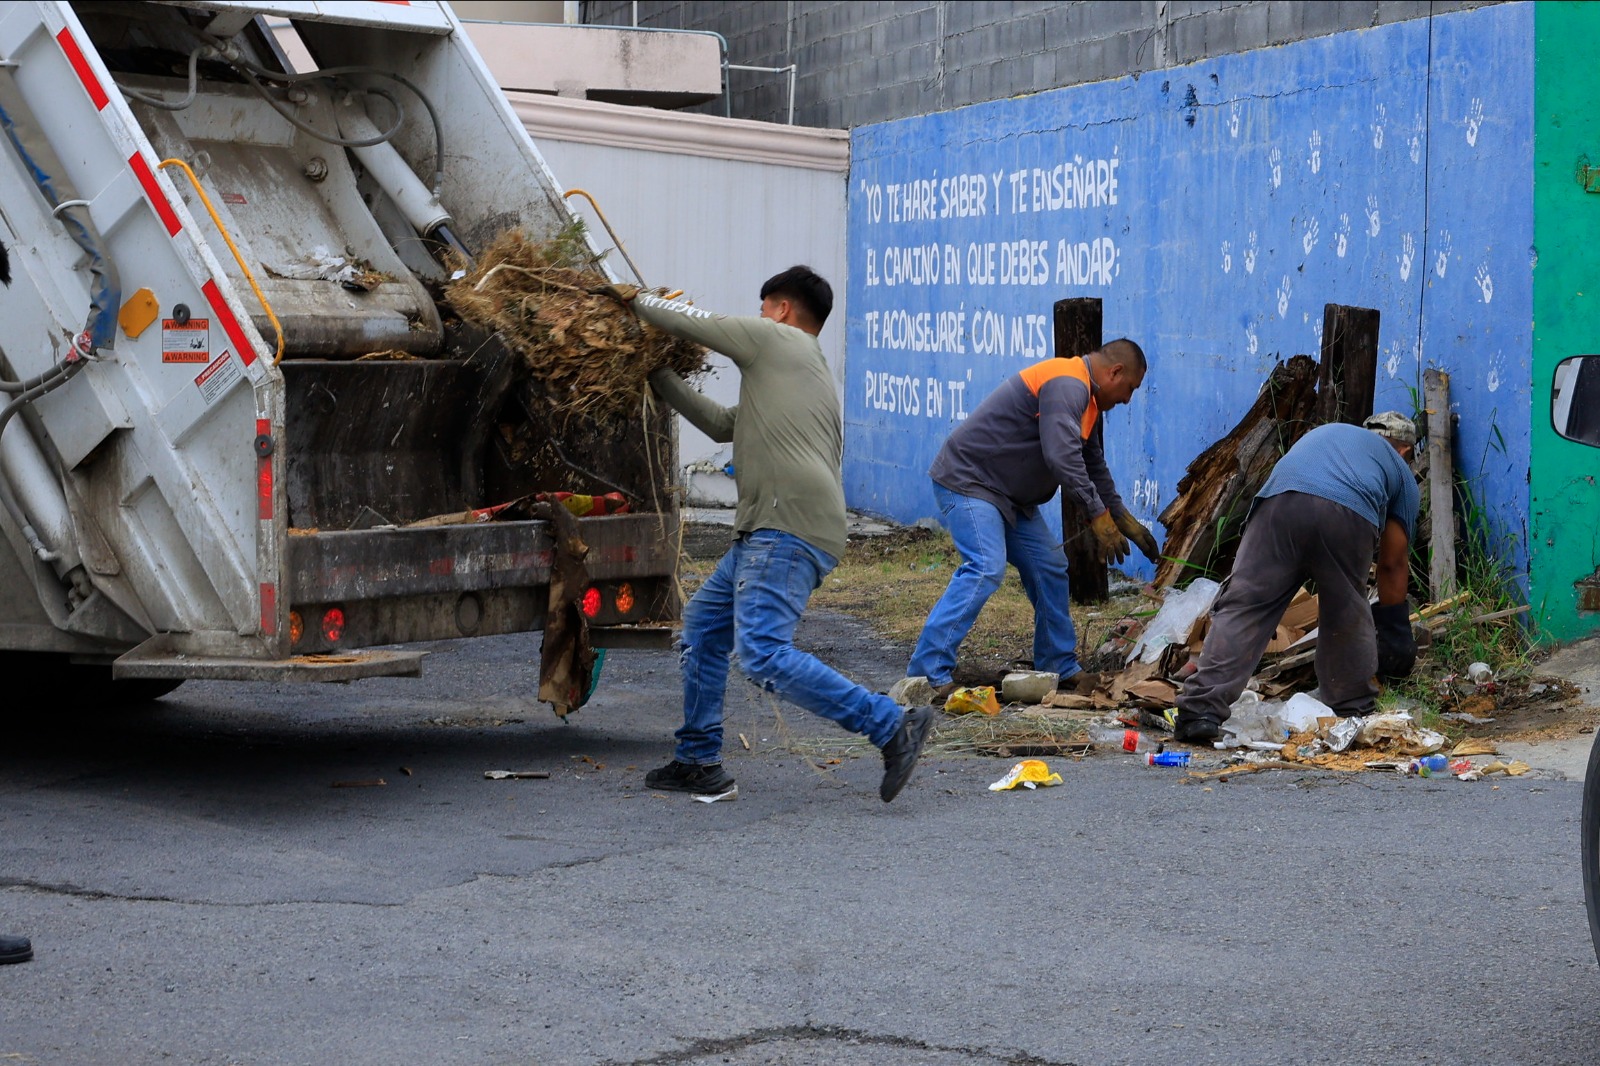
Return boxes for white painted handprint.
[1398,234,1414,282]
[1335,213,1350,258]
[1303,218,1320,255]
[1229,102,1241,139]
[1466,98,1484,147]
[1434,230,1452,278]
[1276,275,1292,318]
[1486,349,1502,393]
[1365,195,1381,238]
[1246,323,1259,356]
[1475,264,1494,304]
[1270,147,1282,189]
[1243,231,1258,275]
[1409,113,1424,164]
[1221,240,1232,274]
[1384,341,1402,379]
[1372,103,1386,149]
[1308,130,1322,175]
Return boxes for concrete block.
[889,676,937,707]
[1229,1,1273,51]
[1076,0,1159,39]
[1171,13,1208,64]
[1002,671,1060,704]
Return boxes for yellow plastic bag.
[988,759,1064,791]
[945,685,1001,716]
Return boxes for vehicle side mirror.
[1553,356,1600,448]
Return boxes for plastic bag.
[945,685,1001,716]
[1127,578,1221,664]
[988,759,1064,791]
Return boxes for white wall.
[515,96,848,504]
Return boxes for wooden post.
[1052,298,1108,604]
[1424,368,1457,600]
[1316,305,1381,426]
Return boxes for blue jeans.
[674,529,904,765]
[907,484,1080,685]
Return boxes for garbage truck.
[0,0,680,706]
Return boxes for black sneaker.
[1172,713,1222,745]
[644,760,735,794]
[0,934,32,965]
[880,705,934,803]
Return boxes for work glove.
[1112,507,1162,564]
[593,282,641,307]
[1372,600,1417,680]
[1089,509,1130,565]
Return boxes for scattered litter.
[691,787,739,803]
[739,733,751,750]
[1001,670,1059,704]
[1442,711,1496,725]
[483,770,551,780]
[988,759,1064,791]
[331,779,386,788]
[1356,712,1447,755]
[1126,578,1220,664]
[1479,760,1531,777]
[945,686,1001,716]
[399,766,413,776]
[1450,738,1499,757]
[1406,754,1450,776]
[1144,751,1191,768]
[1466,662,1495,685]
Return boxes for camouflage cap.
[1362,410,1418,445]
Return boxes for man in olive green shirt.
[609,266,931,802]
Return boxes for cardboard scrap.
[1449,738,1499,757]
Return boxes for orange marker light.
[614,582,635,615]
[289,610,304,645]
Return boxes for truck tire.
[4,653,182,709]
[1583,732,1600,966]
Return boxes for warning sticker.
[162,318,210,363]
[195,349,242,404]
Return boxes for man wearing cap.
[1172,412,1421,744]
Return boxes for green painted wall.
[1531,1,1600,642]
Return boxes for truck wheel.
[1582,732,1600,966]
[67,665,183,709]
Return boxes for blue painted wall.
[846,3,1533,587]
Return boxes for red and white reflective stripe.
[260,583,277,636]
[202,280,258,367]
[55,28,108,111]
[127,153,183,236]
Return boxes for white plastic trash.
[1128,578,1221,664]
[1280,692,1332,733]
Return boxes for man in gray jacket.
[608,267,932,802]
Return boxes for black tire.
[1582,732,1600,966]
[2,652,182,710]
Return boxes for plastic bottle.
[1144,751,1191,768]
[1410,753,1449,776]
[1091,727,1161,754]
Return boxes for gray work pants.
[1176,492,1380,722]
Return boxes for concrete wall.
[514,96,849,505]
[845,4,1533,603]
[582,1,1500,129]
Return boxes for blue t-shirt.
[1258,423,1419,537]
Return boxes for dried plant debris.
[446,226,709,424]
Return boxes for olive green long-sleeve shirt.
[635,293,847,560]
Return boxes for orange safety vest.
[1017,357,1099,440]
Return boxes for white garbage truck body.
[0,0,679,698]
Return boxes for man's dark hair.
[1101,337,1146,374]
[760,265,832,328]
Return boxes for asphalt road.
[3,610,1598,1065]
